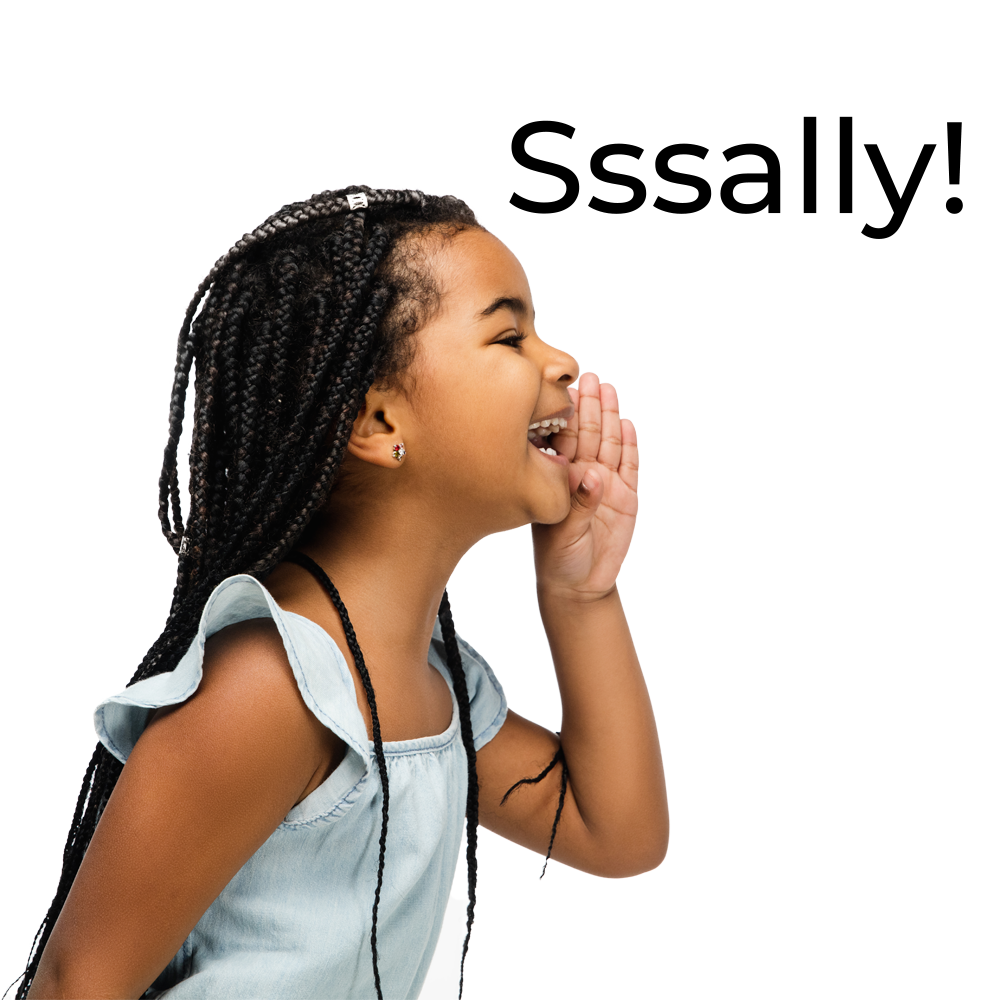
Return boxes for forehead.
[424,228,533,318]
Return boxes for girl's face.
[399,227,580,533]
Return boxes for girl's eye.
[497,332,527,348]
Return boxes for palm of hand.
[532,375,639,600]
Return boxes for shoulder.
[150,617,341,775]
[150,617,300,721]
[202,616,303,701]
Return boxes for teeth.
[528,416,568,432]
[541,447,558,456]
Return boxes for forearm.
[539,584,668,870]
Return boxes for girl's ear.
[345,387,407,468]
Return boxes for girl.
[16,186,668,1000]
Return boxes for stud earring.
[392,443,406,462]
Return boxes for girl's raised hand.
[532,372,638,601]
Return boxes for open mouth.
[528,416,567,456]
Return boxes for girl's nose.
[540,339,580,387]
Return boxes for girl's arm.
[476,375,668,876]
[27,620,343,1000]
[476,592,666,878]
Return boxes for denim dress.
[94,575,507,999]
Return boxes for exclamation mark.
[946,121,963,214]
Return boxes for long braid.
[16,186,482,999]
[436,590,480,998]
[186,273,248,572]
[284,551,391,1000]
[501,745,570,879]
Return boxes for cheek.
[412,349,537,468]
[481,355,538,420]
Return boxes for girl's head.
[164,186,578,592]
[20,187,574,1000]
[328,225,581,540]
[161,186,481,591]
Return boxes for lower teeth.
[541,447,557,456]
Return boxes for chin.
[530,489,573,525]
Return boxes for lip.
[528,403,575,426]
[527,402,573,467]
[535,448,569,467]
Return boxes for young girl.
[16,186,668,1000]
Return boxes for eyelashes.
[496,332,527,348]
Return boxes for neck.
[265,477,482,676]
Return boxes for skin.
[29,228,668,999]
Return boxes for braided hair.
[16,185,492,1000]
[15,185,568,1000]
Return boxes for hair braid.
[501,745,570,878]
[16,186,484,1000]
[217,223,388,573]
[259,253,299,451]
[202,278,253,559]
[158,320,198,550]
[435,590,480,998]
[284,551,391,1000]
[255,285,392,568]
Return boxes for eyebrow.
[479,296,533,320]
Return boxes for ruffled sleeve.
[429,624,507,751]
[94,575,372,767]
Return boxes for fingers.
[574,373,603,463]
[561,376,634,489]
[568,467,604,518]
[575,374,623,471]
[554,386,580,462]
[619,418,638,493]
[596,382,622,472]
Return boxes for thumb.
[569,469,603,516]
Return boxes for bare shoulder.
[152,617,294,715]
[146,617,343,800]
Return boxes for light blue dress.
[94,574,507,1000]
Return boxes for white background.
[1,2,997,998]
